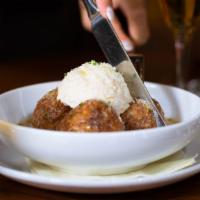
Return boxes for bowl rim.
[0,81,200,137]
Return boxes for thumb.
[96,0,134,52]
[120,0,150,46]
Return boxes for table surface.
[0,54,200,200]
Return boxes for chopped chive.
[89,60,98,65]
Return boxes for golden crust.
[32,89,71,130]
[56,100,124,132]
[121,99,157,130]
[32,88,165,132]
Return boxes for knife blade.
[82,0,166,127]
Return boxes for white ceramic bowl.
[0,81,200,175]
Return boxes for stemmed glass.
[159,0,200,94]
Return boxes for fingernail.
[122,40,134,52]
[106,6,114,21]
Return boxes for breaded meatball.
[32,89,71,130]
[56,100,124,132]
[121,99,164,130]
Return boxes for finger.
[79,0,112,32]
[96,0,112,18]
[79,0,91,31]
[96,0,134,52]
[120,0,150,46]
[110,11,134,51]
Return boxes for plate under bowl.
[0,81,200,175]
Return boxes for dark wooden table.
[0,53,200,200]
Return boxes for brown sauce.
[19,116,33,127]
[19,116,178,129]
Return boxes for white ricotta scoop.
[57,61,133,115]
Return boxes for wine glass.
[159,0,200,94]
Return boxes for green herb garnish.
[89,60,98,65]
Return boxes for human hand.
[79,0,150,52]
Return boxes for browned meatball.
[121,99,164,130]
[32,89,71,130]
[56,100,124,132]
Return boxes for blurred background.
[0,0,200,92]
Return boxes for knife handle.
[82,0,99,20]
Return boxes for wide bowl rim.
[0,81,200,137]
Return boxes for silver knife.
[82,0,166,127]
